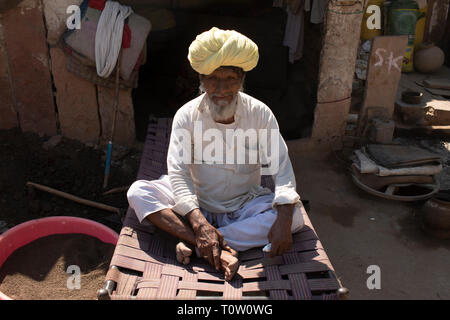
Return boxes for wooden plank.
[358,35,408,135]
[424,0,450,44]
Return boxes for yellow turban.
[188,27,259,75]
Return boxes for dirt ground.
[288,134,450,300]
[0,128,142,234]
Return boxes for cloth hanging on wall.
[95,1,133,78]
[310,0,327,24]
[89,0,131,48]
[283,7,305,63]
[274,0,310,63]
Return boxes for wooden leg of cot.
[337,287,350,300]
[97,266,119,300]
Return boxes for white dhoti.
[127,175,305,252]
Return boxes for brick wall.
[0,0,136,147]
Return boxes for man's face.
[200,67,244,107]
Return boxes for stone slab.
[0,20,18,129]
[50,47,100,144]
[42,0,83,46]
[2,0,57,136]
[98,86,135,147]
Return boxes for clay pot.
[414,43,445,73]
[420,197,450,239]
[401,90,423,104]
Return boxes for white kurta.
[127,92,305,251]
[167,91,301,216]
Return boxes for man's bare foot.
[175,241,239,281]
[220,249,239,281]
[176,241,193,265]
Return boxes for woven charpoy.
[100,118,346,300]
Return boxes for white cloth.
[127,175,305,251]
[95,1,133,78]
[283,7,305,63]
[167,92,301,216]
[353,149,443,177]
[274,0,307,63]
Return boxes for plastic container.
[385,0,425,72]
[414,6,427,48]
[0,216,119,300]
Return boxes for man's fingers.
[270,242,291,257]
[212,245,221,270]
[224,266,231,281]
[269,243,277,258]
[270,242,283,258]
[217,231,228,249]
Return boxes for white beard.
[200,83,243,123]
[205,94,238,122]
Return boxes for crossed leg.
[145,208,239,281]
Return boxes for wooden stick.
[26,181,121,216]
[102,185,131,196]
[103,48,123,189]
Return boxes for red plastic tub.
[0,216,119,300]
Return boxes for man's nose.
[215,81,231,94]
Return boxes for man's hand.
[268,203,294,258]
[186,208,230,270]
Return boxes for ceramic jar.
[420,197,450,239]
[414,43,445,73]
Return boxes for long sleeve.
[167,109,200,216]
[260,107,301,208]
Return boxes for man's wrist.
[186,208,207,232]
[275,203,294,224]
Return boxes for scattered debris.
[42,135,62,150]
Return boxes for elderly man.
[127,27,305,281]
